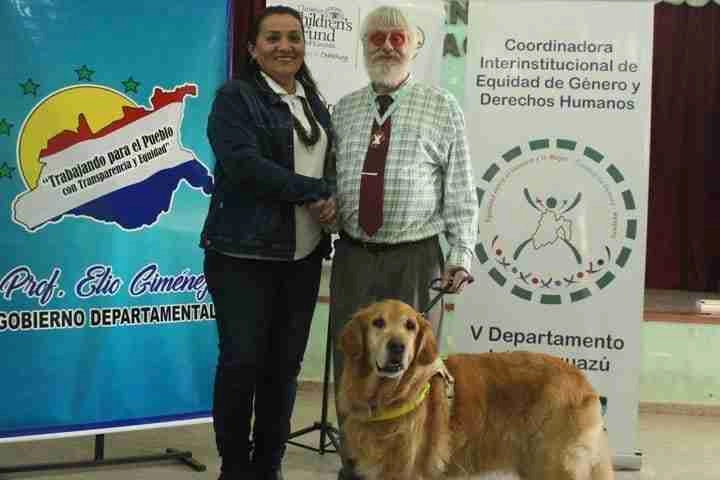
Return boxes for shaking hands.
[307,197,337,225]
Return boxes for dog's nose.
[387,340,405,356]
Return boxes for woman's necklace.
[292,96,321,147]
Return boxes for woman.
[200,6,336,480]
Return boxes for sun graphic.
[17,85,136,189]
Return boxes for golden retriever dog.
[337,299,614,480]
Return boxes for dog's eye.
[405,320,416,331]
[372,317,385,328]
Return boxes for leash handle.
[422,267,474,316]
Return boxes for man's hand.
[307,197,337,225]
[440,266,474,294]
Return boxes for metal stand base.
[0,434,206,474]
[287,420,340,454]
[287,316,340,455]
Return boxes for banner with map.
[455,0,653,469]
[0,1,226,441]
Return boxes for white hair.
[361,6,418,56]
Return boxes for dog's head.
[339,299,438,379]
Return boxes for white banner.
[268,0,445,107]
[455,0,653,467]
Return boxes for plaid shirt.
[331,77,478,270]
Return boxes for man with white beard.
[328,6,478,479]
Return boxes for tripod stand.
[286,314,340,454]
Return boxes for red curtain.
[646,3,720,291]
[230,0,266,78]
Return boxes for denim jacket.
[200,73,334,259]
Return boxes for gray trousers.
[329,234,444,476]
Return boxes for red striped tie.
[358,95,393,237]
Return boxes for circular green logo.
[475,139,638,304]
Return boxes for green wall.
[640,322,720,405]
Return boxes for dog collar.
[365,382,431,422]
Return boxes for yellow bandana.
[365,382,431,422]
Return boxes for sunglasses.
[368,30,408,48]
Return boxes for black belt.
[339,231,436,253]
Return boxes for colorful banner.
[0,1,228,441]
[267,0,446,108]
[454,0,653,469]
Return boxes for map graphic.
[12,84,213,231]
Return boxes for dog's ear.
[339,311,365,362]
[414,315,438,365]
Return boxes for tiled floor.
[1,385,719,480]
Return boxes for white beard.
[366,58,410,89]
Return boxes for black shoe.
[338,466,364,480]
[251,446,284,480]
[256,469,283,480]
[218,467,256,480]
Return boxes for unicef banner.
[455,0,653,468]
[268,0,445,107]
[0,1,228,441]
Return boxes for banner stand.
[1,0,225,452]
[456,0,654,470]
[0,434,206,475]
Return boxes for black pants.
[204,248,322,475]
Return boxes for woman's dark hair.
[238,5,320,97]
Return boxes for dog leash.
[421,266,475,316]
[421,266,474,400]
